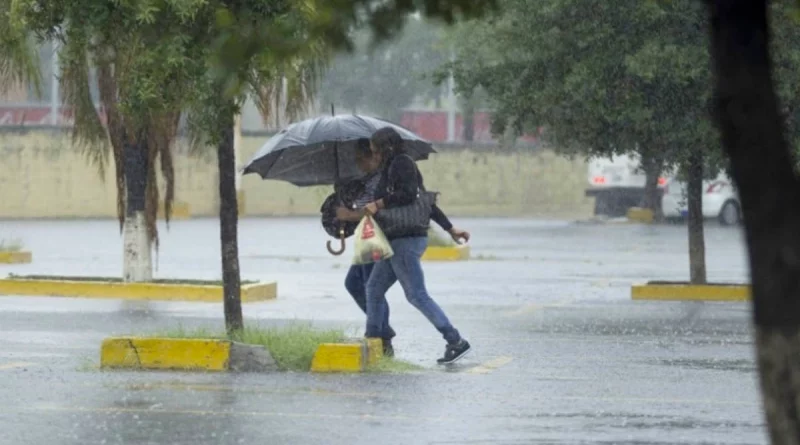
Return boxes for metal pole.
[50,40,59,126]
[446,47,456,143]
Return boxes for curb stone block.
[0,278,277,302]
[0,251,32,264]
[310,338,384,373]
[626,207,654,224]
[422,245,471,261]
[100,337,276,372]
[631,282,749,301]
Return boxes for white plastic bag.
[352,215,394,265]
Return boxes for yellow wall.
[0,131,593,219]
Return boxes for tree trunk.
[640,153,664,222]
[708,1,800,444]
[686,149,707,284]
[217,111,244,334]
[122,139,152,282]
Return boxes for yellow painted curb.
[310,338,383,373]
[0,278,277,302]
[631,283,750,301]
[422,244,471,261]
[158,201,191,220]
[626,207,654,224]
[0,251,32,264]
[237,190,246,216]
[101,337,231,371]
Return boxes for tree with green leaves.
[444,0,800,284]
[5,0,327,332]
[185,0,326,332]
[11,0,209,283]
[707,0,800,443]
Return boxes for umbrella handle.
[326,229,346,256]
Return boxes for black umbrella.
[242,114,436,186]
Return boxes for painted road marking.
[505,298,574,317]
[466,355,513,374]
[0,361,36,370]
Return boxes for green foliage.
[159,323,347,372]
[0,0,41,96]
[445,0,800,175]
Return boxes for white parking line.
[0,361,36,370]
[505,298,574,317]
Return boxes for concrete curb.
[422,245,471,261]
[631,282,749,301]
[157,201,191,220]
[0,277,277,302]
[100,337,277,372]
[626,207,655,224]
[0,251,32,264]
[310,338,383,373]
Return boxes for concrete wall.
[0,131,593,219]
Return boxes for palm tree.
[9,0,209,282]
[0,0,41,97]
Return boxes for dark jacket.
[374,152,453,239]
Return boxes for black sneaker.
[383,340,395,358]
[437,339,471,364]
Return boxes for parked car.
[661,174,742,225]
[585,154,668,217]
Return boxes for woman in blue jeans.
[361,127,472,364]
[336,138,467,358]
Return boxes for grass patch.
[5,275,257,286]
[367,356,425,373]
[0,239,23,252]
[158,324,346,372]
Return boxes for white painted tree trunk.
[123,211,152,282]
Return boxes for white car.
[661,174,742,225]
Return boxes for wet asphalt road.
[0,217,761,444]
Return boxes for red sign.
[361,217,375,239]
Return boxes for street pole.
[50,41,59,126]
[446,47,456,143]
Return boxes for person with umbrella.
[242,115,469,360]
[360,127,471,364]
[333,138,470,357]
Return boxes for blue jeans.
[345,263,396,340]
[365,236,461,345]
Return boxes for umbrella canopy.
[242,114,436,186]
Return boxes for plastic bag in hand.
[352,215,394,265]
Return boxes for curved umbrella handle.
[326,229,346,256]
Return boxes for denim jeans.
[365,236,461,345]
[345,263,396,340]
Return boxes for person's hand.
[448,227,470,244]
[364,201,379,216]
[335,206,350,220]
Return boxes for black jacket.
[374,153,452,239]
